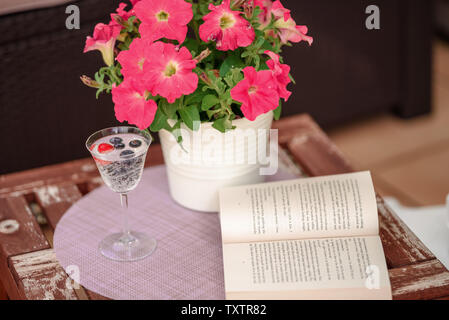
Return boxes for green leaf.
[224,68,243,87]
[212,115,234,133]
[198,2,210,15]
[219,53,244,77]
[289,73,296,85]
[254,55,261,70]
[253,5,262,16]
[212,118,227,133]
[206,108,221,120]
[185,88,208,105]
[160,98,181,119]
[94,71,104,83]
[201,94,220,111]
[254,29,264,38]
[254,36,265,48]
[126,16,136,32]
[170,120,183,144]
[150,108,170,132]
[222,90,232,105]
[261,39,275,52]
[179,105,200,131]
[259,60,270,70]
[273,100,282,121]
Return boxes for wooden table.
[1,114,448,300]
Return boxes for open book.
[219,171,392,300]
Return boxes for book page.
[223,236,392,300]
[219,171,378,243]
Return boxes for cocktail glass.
[86,126,156,261]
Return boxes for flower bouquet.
[82,0,313,211]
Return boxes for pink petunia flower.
[111,3,133,23]
[116,37,152,80]
[112,79,158,130]
[258,0,313,45]
[231,66,279,121]
[199,0,255,51]
[143,42,198,103]
[291,25,313,45]
[134,0,192,44]
[264,50,291,101]
[270,0,292,21]
[84,22,121,66]
[254,0,273,24]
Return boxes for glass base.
[99,231,157,262]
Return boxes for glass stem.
[120,193,131,242]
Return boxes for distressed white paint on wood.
[0,181,46,198]
[34,184,83,230]
[378,196,434,266]
[9,249,78,300]
[390,259,449,299]
[0,219,20,234]
[35,185,81,207]
[0,196,49,255]
[0,158,99,197]
[81,163,96,172]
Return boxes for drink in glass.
[86,127,156,261]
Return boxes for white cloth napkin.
[384,196,449,271]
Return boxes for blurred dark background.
[0,0,442,174]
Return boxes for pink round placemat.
[54,165,296,300]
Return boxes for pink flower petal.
[264,50,292,101]
[112,79,157,130]
[199,0,255,51]
[143,42,198,103]
[257,0,313,46]
[134,0,192,44]
[117,37,152,80]
[84,22,121,66]
[231,67,279,121]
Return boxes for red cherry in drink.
[88,144,112,165]
[98,143,114,154]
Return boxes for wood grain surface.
[9,249,78,300]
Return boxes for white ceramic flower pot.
[159,111,274,212]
